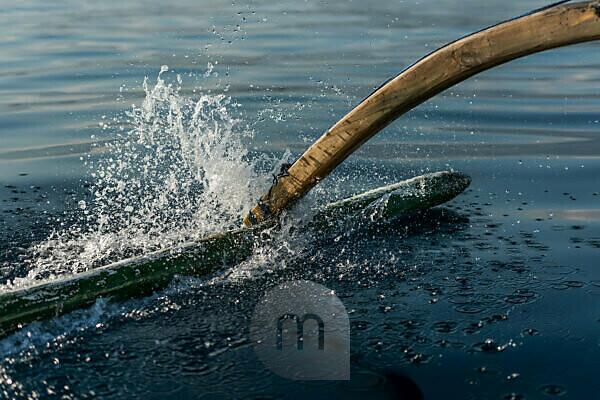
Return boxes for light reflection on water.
[1,0,600,160]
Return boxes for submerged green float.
[0,171,470,337]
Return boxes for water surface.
[1,0,599,398]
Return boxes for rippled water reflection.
[1,0,600,399]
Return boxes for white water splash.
[9,67,286,287]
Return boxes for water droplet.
[521,328,539,337]
[507,372,520,381]
[539,384,567,396]
[503,393,525,400]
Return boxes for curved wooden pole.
[244,0,600,226]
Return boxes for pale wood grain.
[244,0,600,226]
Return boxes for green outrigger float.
[0,171,470,337]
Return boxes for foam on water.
[5,67,287,289]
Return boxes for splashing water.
[9,67,286,288]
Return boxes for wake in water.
[9,66,289,288]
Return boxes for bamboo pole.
[0,171,468,337]
[244,0,600,226]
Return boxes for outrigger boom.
[244,0,600,226]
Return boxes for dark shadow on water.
[285,368,424,400]
[380,370,424,400]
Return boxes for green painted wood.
[0,171,470,337]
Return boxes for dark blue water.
[1,0,600,398]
